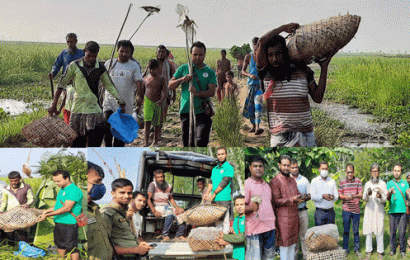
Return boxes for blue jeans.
[389,213,407,253]
[342,210,360,252]
[162,215,186,238]
[314,208,335,226]
[246,229,276,260]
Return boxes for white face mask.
[320,170,329,178]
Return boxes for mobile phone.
[149,243,157,248]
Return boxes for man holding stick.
[169,41,216,147]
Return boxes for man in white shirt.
[103,40,143,147]
[362,163,387,260]
[310,161,338,226]
[290,159,310,260]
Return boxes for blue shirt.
[293,174,310,209]
[247,53,260,85]
[51,48,84,77]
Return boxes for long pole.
[185,24,196,147]
[129,12,153,41]
[108,4,133,72]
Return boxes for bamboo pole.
[129,12,153,41]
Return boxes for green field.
[0,41,409,147]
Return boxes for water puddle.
[0,99,50,116]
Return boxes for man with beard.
[362,163,387,260]
[103,40,143,147]
[86,161,111,260]
[0,171,34,244]
[338,164,363,257]
[169,41,217,147]
[290,158,310,260]
[48,33,84,124]
[269,155,302,260]
[127,191,148,237]
[386,163,409,257]
[147,170,186,241]
[242,37,263,136]
[245,155,276,260]
[310,161,338,226]
[48,41,125,147]
[204,147,234,233]
[103,178,153,259]
[255,23,335,147]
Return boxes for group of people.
[47,33,221,148]
[246,155,410,260]
[87,147,245,260]
[0,170,83,260]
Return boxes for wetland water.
[0,99,50,116]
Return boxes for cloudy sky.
[1,0,409,53]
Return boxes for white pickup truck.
[135,150,233,260]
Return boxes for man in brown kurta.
[269,155,303,260]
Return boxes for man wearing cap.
[87,161,111,260]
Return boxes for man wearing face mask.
[338,164,363,257]
[48,41,125,147]
[362,163,387,260]
[310,161,339,226]
[86,161,112,260]
[269,155,302,260]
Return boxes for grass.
[281,200,410,260]
[213,97,244,147]
[312,108,346,147]
[325,55,410,146]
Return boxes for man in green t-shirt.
[205,147,234,233]
[38,170,84,260]
[386,163,409,257]
[169,41,217,147]
[217,195,245,260]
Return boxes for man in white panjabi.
[362,163,387,260]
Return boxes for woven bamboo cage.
[306,233,339,252]
[0,206,43,232]
[22,115,77,147]
[307,246,346,260]
[188,227,223,252]
[287,13,361,63]
[176,204,227,226]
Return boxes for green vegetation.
[312,108,345,147]
[213,98,244,147]
[325,56,410,146]
[229,43,251,60]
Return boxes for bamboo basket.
[22,115,77,147]
[306,233,339,252]
[0,206,43,232]
[287,13,361,63]
[176,204,227,226]
[188,227,223,252]
[307,246,346,260]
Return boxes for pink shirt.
[245,177,276,236]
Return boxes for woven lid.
[287,13,361,63]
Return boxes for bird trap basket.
[0,206,43,232]
[307,246,346,260]
[22,115,77,147]
[188,227,224,252]
[176,204,227,226]
[305,224,339,252]
[22,163,32,176]
[287,13,361,63]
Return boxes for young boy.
[223,71,239,100]
[217,195,245,260]
[138,59,167,146]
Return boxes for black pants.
[71,123,107,148]
[103,110,125,147]
[180,112,212,147]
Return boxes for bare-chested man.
[143,45,176,139]
[138,59,167,146]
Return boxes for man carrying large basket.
[256,23,335,147]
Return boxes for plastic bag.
[108,108,139,143]
[14,241,46,258]
[188,227,223,252]
[305,224,339,252]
